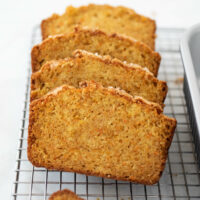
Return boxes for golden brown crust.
[30,81,163,113]
[49,189,84,200]
[32,26,161,75]
[73,49,153,74]
[30,49,166,105]
[73,26,160,62]
[79,81,163,113]
[41,4,156,49]
[28,81,176,185]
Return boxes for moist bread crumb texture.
[41,4,156,49]
[31,27,161,76]
[28,4,177,186]
[28,81,176,185]
[31,50,167,105]
[49,189,83,200]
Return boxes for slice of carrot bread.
[31,49,167,106]
[49,189,83,200]
[28,81,176,185]
[41,4,156,49]
[31,27,161,76]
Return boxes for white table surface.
[0,0,199,199]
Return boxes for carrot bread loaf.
[41,4,156,49]
[31,27,161,75]
[49,189,83,200]
[31,50,167,105]
[28,81,176,185]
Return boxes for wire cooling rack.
[11,26,200,200]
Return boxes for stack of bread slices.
[28,5,177,194]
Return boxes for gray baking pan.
[180,23,200,167]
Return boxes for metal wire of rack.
[11,26,200,200]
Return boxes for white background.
[0,0,199,199]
